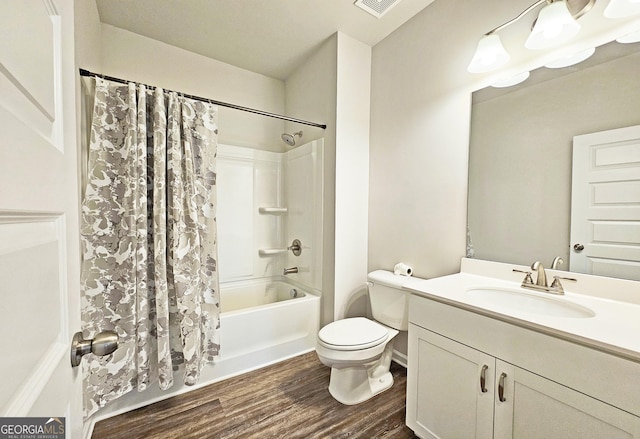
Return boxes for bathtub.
[90,278,320,424]
[216,279,320,363]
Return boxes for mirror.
[467,40,640,278]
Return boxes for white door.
[570,125,640,280]
[0,1,82,437]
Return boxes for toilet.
[316,270,415,405]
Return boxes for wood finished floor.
[92,351,418,439]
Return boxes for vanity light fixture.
[544,46,596,67]
[616,28,640,42]
[467,34,511,73]
[491,71,531,87]
[525,1,582,49]
[604,0,640,18]
[468,0,594,73]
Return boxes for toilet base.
[328,366,394,405]
[325,336,397,405]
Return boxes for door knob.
[70,330,118,367]
[573,243,584,252]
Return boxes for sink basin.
[467,287,596,319]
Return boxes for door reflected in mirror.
[467,41,640,280]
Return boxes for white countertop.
[405,267,640,363]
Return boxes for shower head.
[281,131,303,146]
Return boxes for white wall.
[369,0,474,279]
[285,32,372,324]
[74,1,101,73]
[285,34,338,325]
[99,24,286,152]
[334,34,371,320]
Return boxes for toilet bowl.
[316,316,399,404]
[316,270,416,405]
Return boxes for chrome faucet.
[531,261,548,287]
[512,258,576,295]
[283,267,298,275]
[551,256,564,269]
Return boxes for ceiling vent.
[354,0,402,18]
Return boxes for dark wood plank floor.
[92,351,419,439]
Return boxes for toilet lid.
[318,317,388,350]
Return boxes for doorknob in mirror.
[573,243,585,252]
[70,330,118,367]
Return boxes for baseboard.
[392,349,407,368]
[83,418,96,439]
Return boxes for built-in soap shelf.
[258,207,288,215]
[258,239,302,257]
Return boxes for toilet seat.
[318,317,389,351]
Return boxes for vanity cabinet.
[407,295,640,439]
[407,325,494,438]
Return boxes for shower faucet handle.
[287,239,302,256]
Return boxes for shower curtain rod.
[79,68,327,130]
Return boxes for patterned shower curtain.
[81,77,220,417]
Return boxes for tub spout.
[283,267,298,275]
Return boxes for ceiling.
[95,0,436,81]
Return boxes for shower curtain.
[81,77,220,417]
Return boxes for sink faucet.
[551,256,564,269]
[531,261,548,287]
[512,260,577,295]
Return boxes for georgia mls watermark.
[0,418,65,439]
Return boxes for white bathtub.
[216,279,320,362]
[92,278,321,425]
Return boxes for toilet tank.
[367,270,418,331]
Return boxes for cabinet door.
[407,324,495,439]
[494,360,640,439]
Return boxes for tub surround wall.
[217,145,284,281]
[285,141,324,292]
[217,142,324,293]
